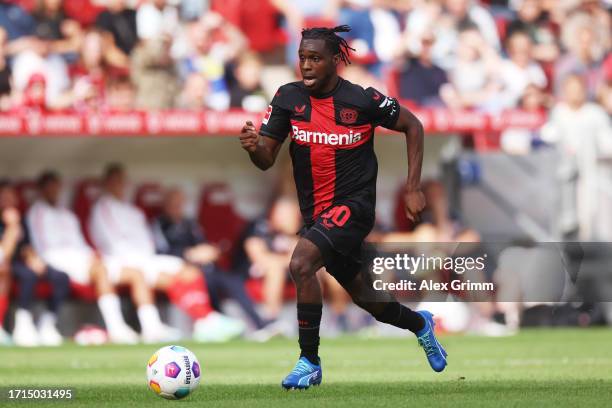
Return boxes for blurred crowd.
[0,0,609,116]
[1,0,611,345]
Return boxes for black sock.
[297,303,322,365]
[374,302,425,333]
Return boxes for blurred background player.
[0,180,69,347]
[27,170,178,344]
[89,163,245,342]
[152,187,269,334]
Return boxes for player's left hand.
[404,188,426,223]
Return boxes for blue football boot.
[416,310,448,372]
[281,357,322,390]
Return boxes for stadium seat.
[198,183,247,271]
[133,183,164,221]
[244,278,296,303]
[71,178,102,246]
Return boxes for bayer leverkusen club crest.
[340,108,358,124]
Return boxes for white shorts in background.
[43,248,123,286]
[114,254,184,286]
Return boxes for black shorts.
[301,199,375,286]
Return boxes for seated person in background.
[0,180,69,347]
[243,196,301,322]
[27,170,176,344]
[152,187,269,332]
[0,180,20,345]
[89,163,244,342]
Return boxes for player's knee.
[289,256,316,284]
[177,265,200,282]
[49,269,70,296]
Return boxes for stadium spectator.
[152,187,270,332]
[177,11,247,111]
[27,170,178,344]
[439,25,502,111]
[599,80,612,115]
[0,28,12,111]
[131,0,180,109]
[68,29,129,112]
[105,74,135,112]
[542,74,612,240]
[89,163,245,342]
[10,48,70,110]
[506,0,559,63]
[31,0,82,58]
[404,0,500,70]
[0,0,46,56]
[339,61,386,92]
[130,37,178,109]
[211,0,283,54]
[95,0,138,56]
[397,30,448,107]
[228,51,268,112]
[555,11,608,100]
[498,30,547,108]
[500,83,552,154]
[242,196,301,321]
[0,180,69,347]
[136,0,179,42]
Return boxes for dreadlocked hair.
[301,25,356,65]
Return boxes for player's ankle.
[300,353,320,365]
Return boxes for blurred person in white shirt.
[498,31,548,109]
[27,170,178,344]
[439,25,502,111]
[543,74,612,240]
[404,0,500,70]
[90,163,245,342]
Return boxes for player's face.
[298,39,339,93]
[43,179,62,205]
[0,186,17,210]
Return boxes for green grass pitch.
[0,329,611,407]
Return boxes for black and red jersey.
[259,77,400,225]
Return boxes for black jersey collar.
[308,77,344,99]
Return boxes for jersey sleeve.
[364,87,400,129]
[259,87,292,142]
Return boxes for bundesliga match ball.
[146,345,201,400]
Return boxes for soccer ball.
[146,345,201,400]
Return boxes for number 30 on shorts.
[321,205,351,228]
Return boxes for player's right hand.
[240,121,259,153]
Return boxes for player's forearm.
[404,115,424,191]
[248,142,276,170]
[0,225,21,261]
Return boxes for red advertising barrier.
[0,109,546,137]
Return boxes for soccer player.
[239,26,447,389]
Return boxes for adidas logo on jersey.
[291,125,362,146]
